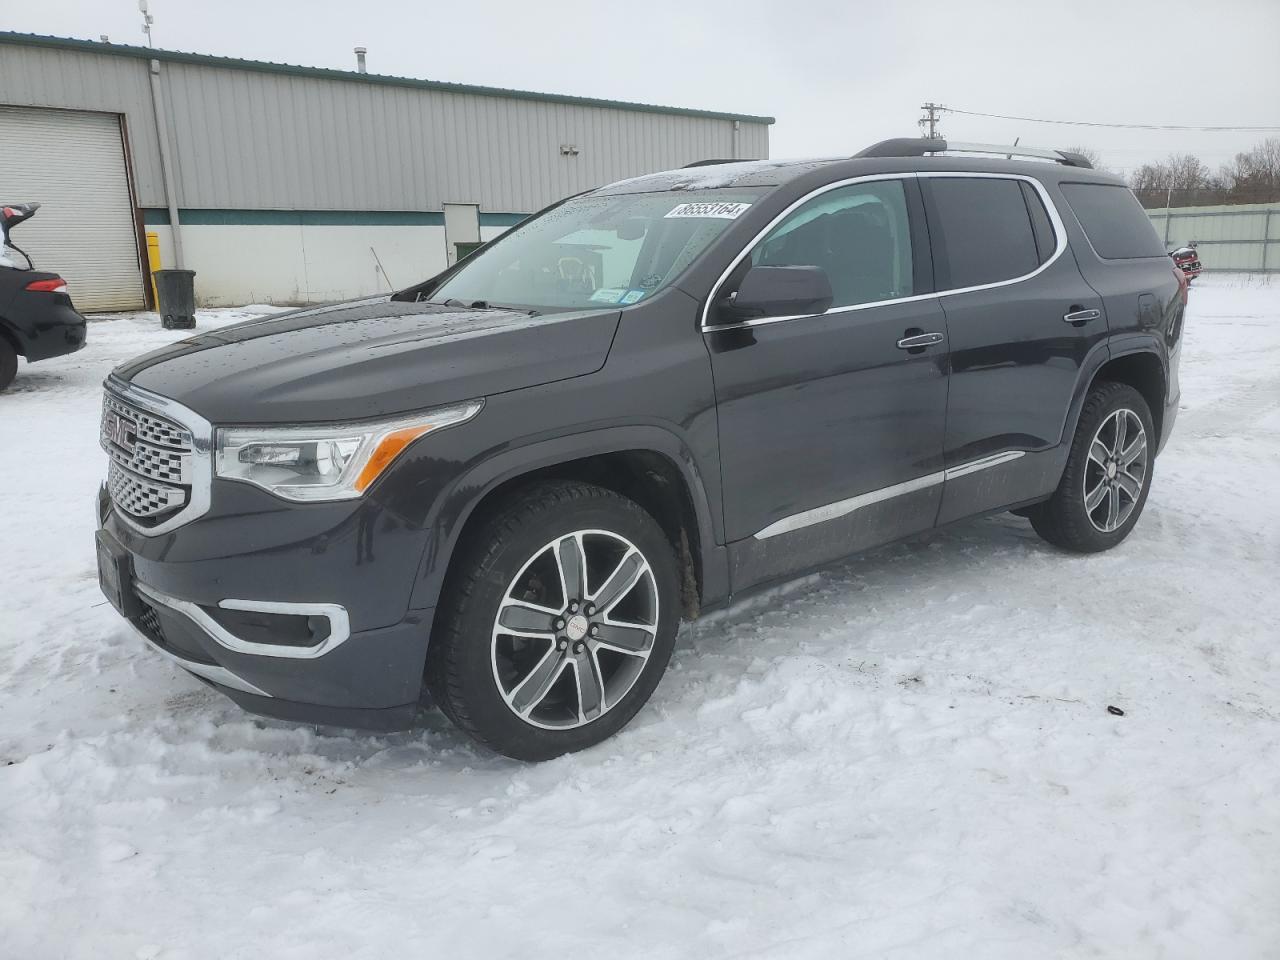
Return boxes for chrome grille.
[107,459,186,518]
[103,392,192,449]
[101,390,193,525]
[99,417,188,484]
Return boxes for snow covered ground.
[2,277,1278,959]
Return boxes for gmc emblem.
[104,412,138,454]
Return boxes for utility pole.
[918,102,945,140]
[138,0,154,47]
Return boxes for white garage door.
[0,105,145,312]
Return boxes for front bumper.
[97,484,434,731]
[127,594,421,729]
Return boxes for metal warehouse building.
[0,32,772,311]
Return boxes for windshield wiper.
[429,297,541,317]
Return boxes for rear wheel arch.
[1062,342,1167,451]
[1092,350,1166,446]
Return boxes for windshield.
[430,187,767,311]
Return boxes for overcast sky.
[7,0,1279,177]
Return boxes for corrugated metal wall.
[0,39,771,215]
[1147,202,1280,272]
[0,44,166,205]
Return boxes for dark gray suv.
[95,139,1185,759]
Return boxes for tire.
[425,481,681,761]
[1029,381,1155,553]
[0,337,17,392]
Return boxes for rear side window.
[924,178,1040,289]
[1060,182,1166,260]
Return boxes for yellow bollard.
[145,232,162,308]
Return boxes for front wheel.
[1029,381,1155,553]
[426,481,681,760]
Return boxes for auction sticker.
[664,201,751,220]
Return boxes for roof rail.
[682,158,741,168]
[853,138,1093,169]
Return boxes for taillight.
[25,277,67,294]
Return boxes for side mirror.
[716,265,833,323]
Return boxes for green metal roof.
[0,32,775,125]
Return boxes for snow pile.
[1,280,1278,958]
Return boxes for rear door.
[919,173,1108,524]
[705,176,949,591]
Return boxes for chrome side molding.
[754,471,945,540]
[942,450,1025,480]
[753,450,1027,540]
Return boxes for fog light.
[203,606,329,649]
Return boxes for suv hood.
[115,298,621,423]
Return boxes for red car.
[1170,245,1202,283]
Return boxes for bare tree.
[1129,153,1218,207]
[1218,138,1280,204]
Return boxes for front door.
[704,176,949,591]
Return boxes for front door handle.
[1063,308,1101,325]
[896,331,945,350]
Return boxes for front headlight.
[215,399,483,502]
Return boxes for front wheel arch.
[407,428,724,627]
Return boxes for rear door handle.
[896,331,945,350]
[1063,308,1101,324]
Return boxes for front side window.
[430,187,767,312]
[749,180,914,308]
[924,177,1040,289]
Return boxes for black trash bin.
[154,269,197,330]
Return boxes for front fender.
[402,421,728,624]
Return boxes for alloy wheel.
[1083,407,1148,533]
[490,529,659,730]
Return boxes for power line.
[943,107,1280,133]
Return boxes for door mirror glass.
[717,265,833,322]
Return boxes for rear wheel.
[426,481,680,760]
[1029,381,1155,553]
[0,338,17,391]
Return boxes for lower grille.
[136,603,164,641]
